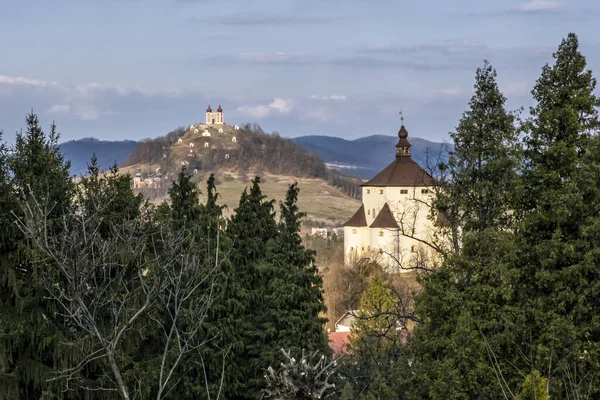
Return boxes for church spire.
[396,111,411,158]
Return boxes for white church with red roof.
[343,117,441,272]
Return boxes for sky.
[1,0,600,144]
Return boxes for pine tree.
[0,113,76,398]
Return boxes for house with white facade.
[343,119,440,272]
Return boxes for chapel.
[343,117,439,272]
[205,104,224,125]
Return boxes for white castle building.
[343,119,440,272]
[206,104,224,125]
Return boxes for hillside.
[292,134,451,179]
[59,138,139,175]
[121,123,363,224]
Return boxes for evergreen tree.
[437,60,520,245]
[398,62,522,399]
[512,32,600,397]
[257,183,329,381]
[225,177,278,399]
[0,113,76,398]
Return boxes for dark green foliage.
[511,32,600,397]
[0,113,76,399]
[437,60,520,242]
[258,184,329,375]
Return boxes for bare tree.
[15,189,224,400]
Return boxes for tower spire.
[396,111,411,158]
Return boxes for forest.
[2,32,600,399]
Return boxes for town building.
[343,118,439,272]
[133,167,163,189]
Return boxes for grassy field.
[198,172,361,225]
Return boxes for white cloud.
[237,104,272,118]
[46,104,70,114]
[237,98,294,118]
[309,94,347,101]
[512,0,565,13]
[268,98,293,114]
[0,74,57,87]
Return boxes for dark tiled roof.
[362,157,434,187]
[344,204,367,227]
[370,203,399,229]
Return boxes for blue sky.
[1,0,599,144]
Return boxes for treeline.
[0,114,328,399]
[124,126,187,166]
[330,33,600,399]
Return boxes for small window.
[379,189,384,194]
[352,229,357,234]
[372,208,375,217]
[367,209,370,215]
[421,189,429,194]
[366,189,370,194]
[400,189,408,194]
[379,231,384,237]
[411,245,417,253]
[361,247,365,251]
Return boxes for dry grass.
[198,172,361,225]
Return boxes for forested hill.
[123,123,364,199]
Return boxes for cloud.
[237,98,294,118]
[0,74,57,87]
[510,0,565,13]
[191,13,336,26]
[46,104,70,114]
[309,95,347,101]
[358,41,485,56]
[235,52,316,64]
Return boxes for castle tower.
[343,114,439,272]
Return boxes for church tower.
[206,104,224,125]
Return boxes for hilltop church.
[343,118,440,272]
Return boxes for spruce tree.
[225,177,278,399]
[0,113,76,398]
[513,32,600,397]
[438,60,520,241]
[257,183,328,381]
[400,62,522,399]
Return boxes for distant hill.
[60,138,139,176]
[292,135,452,179]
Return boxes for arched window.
[372,208,376,217]
[352,229,357,234]
[379,231,384,237]
[204,142,209,147]
[367,209,370,215]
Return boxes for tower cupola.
[395,113,411,158]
